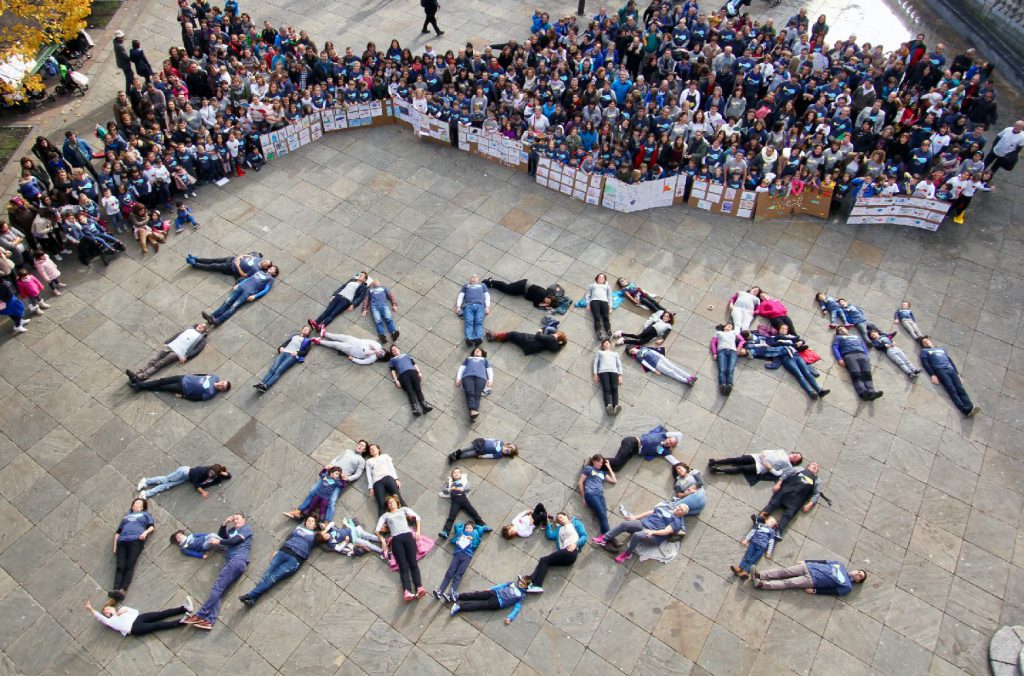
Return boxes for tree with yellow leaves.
[0,0,92,63]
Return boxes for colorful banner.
[847,195,950,231]
[754,186,833,221]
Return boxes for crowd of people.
[11,0,1012,642]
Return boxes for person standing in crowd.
[129,373,231,401]
[919,337,981,416]
[361,278,400,344]
[309,272,369,333]
[112,30,134,92]
[183,514,253,630]
[61,131,99,181]
[136,463,231,500]
[201,266,279,326]
[831,326,883,401]
[454,274,490,347]
[753,561,867,595]
[254,326,312,393]
[109,498,155,601]
[421,0,444,36]
[593,338,623,415]
[126,323,209,382]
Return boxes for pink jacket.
[16,274,44,298]
[33,255,60,282]
[756,298,788,318]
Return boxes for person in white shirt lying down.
[312,331,387,364]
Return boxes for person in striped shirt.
[731,516,778,579]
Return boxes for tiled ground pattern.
[0,0,1022,675]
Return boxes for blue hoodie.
[831,334,868,360]
[806,560,854,596]
[449,523,486,556]
[490,580,528,621]
[920,346,956,374]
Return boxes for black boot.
[411,403,422,417]
[379,333,388,345]
[421,401,434,414]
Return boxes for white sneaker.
[54,254,63,261]
[183,595,194,614]
[21,318,30,324]
[12,325,27,334]
[38,300,51,309]
[619,504,632,519]
[32,306,44,316]
[136,478,147,492]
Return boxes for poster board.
[535,157,605,204]
[754,185,833,221]
[847,195,950,231]
[459,124,530,169]
[688,180,756,218]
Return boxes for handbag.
[799,348,821,365]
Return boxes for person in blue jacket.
[525,512,587,594]
[753,560,867,595]
[170,529,218,559]
[201,265,279,326]
[836,298,870,342]
[918,337,980,416]
[253,326,312,393]
[129,373,231,400]
[449,576,532,624]
[831,326,883,401]
[433,520,489,603]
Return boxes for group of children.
[816,294,926,379]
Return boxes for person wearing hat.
[113,30,134,92]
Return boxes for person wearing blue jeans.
[731,516,779,579]
[137,463,231,499]
[361,278,400,343]
[254,327,311,393]
[710,323,745,395]
[837,298,870,343]
[238,517,326,607]
[454,274,490,347]
[202,266,278,326]
[290,444,367,521]
[779,351,830,399]
[919,337,980,416]
[672,463,706,515]
[310,273,369,332]
[183,514,253,630]
[579,454,617,534]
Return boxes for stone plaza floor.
[0,0,1022,674]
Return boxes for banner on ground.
[688,180,756,218]
[847,195,950,231]
[535,157,604,204]
[754,186,833,221]
[259,102,394,160]
[458,124,530,169]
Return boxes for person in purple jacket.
[753,560,867,595]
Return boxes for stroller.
[53,61,89,97]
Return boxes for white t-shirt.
[93,608,139,636]
[166,328,204,359]
[993,127,1024,157]
[512,510,536,537]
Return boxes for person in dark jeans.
[310,272,369,332]
[525,513,587,593]
[831,326,882,401]
[186,251,271,278]
[388,345,433,416]
[756,462,822,540]
[455,347,493,421]
[421,0,444,35]
[238,517,327,607]
[918,337,980,416]
[438,467,489,538]
[183,514,253,630]
[608,425,682,471]
[254,326,312,393]
[579,454,617,534]
[110,498,155,601]
[130,374,231,401]
[376,496,426,601]
[202,266,279,325]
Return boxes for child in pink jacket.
[15,267,49,312]
[33,250,66,295]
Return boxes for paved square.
[0,0,1022,674]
